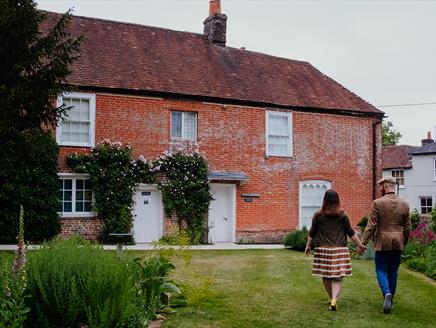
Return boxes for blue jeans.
[375,250,402,297]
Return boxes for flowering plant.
[153,147,212,244]
[0,205,30,327]
[67,141,155,242]
[409,219,435,245]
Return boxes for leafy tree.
[0,0,82,242]
[382,121,402,146]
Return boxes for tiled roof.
[41,12,382,115]
[382,145,417,169]
[410,141,436,155]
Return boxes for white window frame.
[56,92,96,147]
[433,158,436,181]
[170,111,198,141]
[299,180,331,229]
[419,196,433,215]
[266,111,293,157]
[391,169,405,188]
[58,173,95,218]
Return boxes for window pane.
[79,132,89,143]
[85,180,91,189]
[84,191,92,201]
[183,112,197,140]
[76,190,84,201]
[68,108,81,121]
[84,202,92,212]
[80,99,90,121]
[268,136,288,156]
[58,202,63,212]
[269,114,289,136]
[76,202,83,212]
[76,180,83,190]
[64,201,72,212]
[171,112,182,138]
[64,179,72,190]
[64,190,72,201]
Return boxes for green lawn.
[159,249,435,328]
[1,249,434,328]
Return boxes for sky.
[36,0,436,146]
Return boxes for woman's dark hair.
[319,189,344,217]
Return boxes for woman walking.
[304,189,366,311]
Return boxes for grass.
[1,249,434,328]
[157,249,435,328]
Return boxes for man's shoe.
[383,293,393,314]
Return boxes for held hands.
[356,244,367,255]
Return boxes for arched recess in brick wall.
[299,180,331,229]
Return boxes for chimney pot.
[209,0,214,16]
[214,0,222,14]
[421,131,435,146]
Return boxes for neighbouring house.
[382,132,436,214]
[45,0,384,243]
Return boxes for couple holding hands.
[304,176,410,313]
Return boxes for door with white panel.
[208,184,235,243]
[133,187,163,243]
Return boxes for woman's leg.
[331,278,343,301]
[322,278,332,300]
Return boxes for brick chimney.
[203,0,227,46]
[421,131,435,146]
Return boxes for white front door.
[208,184,235,243]
[133,186,163,243]
[299,180,331,229]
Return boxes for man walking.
[361,176,411,314]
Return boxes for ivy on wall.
[67,140,212,244]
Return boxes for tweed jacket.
[362,193,411,251]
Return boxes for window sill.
[265,154,293,158]
[399,185,405,189]
[58,142,93,148]
[60,212,96,219]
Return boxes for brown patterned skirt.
[312,246,352,279]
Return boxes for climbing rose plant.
[67,140,212,244]
[67,140,155,241]
[153,146,213,243]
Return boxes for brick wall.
[57,92,382,242]
[60,218,104,240]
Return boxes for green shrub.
[284,228,309,251]
[403,240,428,259]
[410,209,421,229]
[357,215,368,233]
[406,257,428,274]
[133,255,182,320]
[430,207,436,232]
[425,243,436,280]
[25,237,143,328]
[0,129,60,243]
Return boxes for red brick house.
[48,1,384,243]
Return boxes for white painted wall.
[383,154,436,212]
